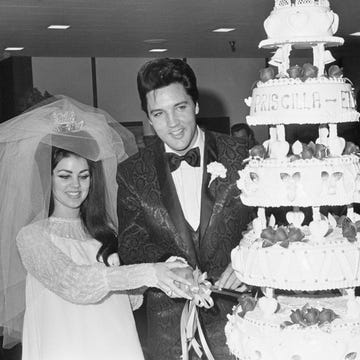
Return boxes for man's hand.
[171,266,195,297]
[153,262,193,299]
[214,263,244,290]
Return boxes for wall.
[32,57,93,105]
[95,57,153,135]
[188,58,267,141]
[32,56,360,144]
[32,57,268,142]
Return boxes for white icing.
[247,81,358,126]
[262,3,340,43]
[226,295,360,360]
[232,227,360,291]
[238,155,360,207]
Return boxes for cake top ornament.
[274,0,330,9]
[260,0,343,73]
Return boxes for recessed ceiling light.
[212,28,236,33]
[350,32,360,36]
[5,47,24,51]
[48,25,70,30]
[149,48,168,53]
[144,39,166,44]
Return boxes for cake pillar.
[268,125,289,159]
[312,43,325,76]
[257,207,267,229]
[328,123,345,156]
[312,206,321,222]
[268,44,291,75]
[347,204,354,221]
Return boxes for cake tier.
[231,227,360,291]
[246,78,358,126]
[238,155,360,207]
[261,1,341,47]
[225,295,360,360]
[259,37,343,49]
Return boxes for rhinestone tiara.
[52,110,84,133]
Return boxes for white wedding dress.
[16,217,156,360]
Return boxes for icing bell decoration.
[268,44,292,76]
[286,210,305,228]
[312,43,335,76]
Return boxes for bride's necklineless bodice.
[46,216,92,241]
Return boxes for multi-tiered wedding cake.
[225,1,360,359]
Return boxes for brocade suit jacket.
[116,130,252,360]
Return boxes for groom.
[117,58,252,359]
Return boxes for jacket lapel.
[153,139,198,266]
[199,131,217,240]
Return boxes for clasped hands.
[155,261,245,300]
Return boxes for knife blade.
[210,286,251,298]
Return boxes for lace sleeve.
[16,224,158,305]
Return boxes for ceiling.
[0,0,359,59]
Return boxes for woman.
[0,96,191,360]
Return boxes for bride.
[0,96,191,360]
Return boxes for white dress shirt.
[165,127,204,230]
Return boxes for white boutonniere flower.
[207,161,227,187]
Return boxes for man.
[117,58,252,360]
[230,123,257,149]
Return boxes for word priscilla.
[252,89,354,113]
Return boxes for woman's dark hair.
[137,58,199,114]
[50,147,117,266]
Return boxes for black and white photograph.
[1,1,360,360]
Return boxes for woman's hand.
[153,262,193,300]
[99,253,120,267]
[107,253,120,266]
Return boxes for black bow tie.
[166,147,200,172]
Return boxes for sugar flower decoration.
[207,161,227,186]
